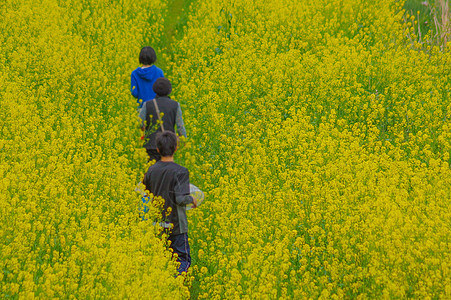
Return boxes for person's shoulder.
[153,65,164,74]
[173,163,189,174]
[141,100,152,110]
[143,164,153,181]
[131,67,141,74]
[167,97,180,106]
[159,96,177,105]
[149,160,167,169]
[146,162,165,176]
[147,65,163,75]
[146,163,157,173]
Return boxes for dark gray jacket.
[143,161,193,235]
[139,96,187,149]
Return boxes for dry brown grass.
[425,0,450,49]
[434,0,450,48]
[404,0,450,50]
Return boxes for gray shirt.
[143,161,193,235]
[139,99,187,139]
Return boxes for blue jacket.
[131,66,164,107]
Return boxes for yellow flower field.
[169,0,450,298]
[1,0,189,298]
[1,0,450,298]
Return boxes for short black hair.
[156,131,178,157]
[139,46,157,65]
[153,78,172,96]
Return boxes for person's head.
[156,131,178,157]
[139,46,157,65]
[153,78,172,96]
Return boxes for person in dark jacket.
[143,131,198,274]
[139,78,187,162]
[131,46,164,108]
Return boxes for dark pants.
[168,233,191,274]
[146,148,161,162]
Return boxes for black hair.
[139,46,157,65]
[153,78,172,96]
[156,131,178,157]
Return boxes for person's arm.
[139,101,147,130]
[176,103,187,138]
[131,73,139,98]
[174,169,196,206]
[142,172,151,195]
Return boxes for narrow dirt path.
[158,1,205,297]
[164,0,186,50]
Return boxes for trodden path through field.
[158,0,190,74]
[148,0,207,297]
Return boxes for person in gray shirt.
[139,77,187,162]
[143,131,197,274]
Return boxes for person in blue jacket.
[131,46,164,108]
